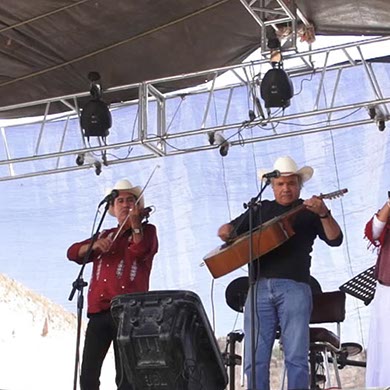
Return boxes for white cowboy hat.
[258,156,313,183]
[106,179,144,216]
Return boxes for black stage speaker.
[80,99,112,138]
[260,67,294,108]
[111,290,228,390]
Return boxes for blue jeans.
[244,278,312,390]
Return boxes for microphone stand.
[68,201,110,390]
[243,178,271,390]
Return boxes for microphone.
[98,189,119,207]
[262,169,281,179]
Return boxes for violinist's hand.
[77,237,113,258]
[128,204,143,230]
[303,195,329,217]
[218,223,234,242]
[92,237,113,254]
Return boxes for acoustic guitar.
[203,189,348,278]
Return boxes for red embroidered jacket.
[365,216,390,286]
[67,224,158,314]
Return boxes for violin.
[142,206,154,220]
[111,205,155,241]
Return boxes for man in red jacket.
[67,179,159,390]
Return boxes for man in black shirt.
[218,156,343,390]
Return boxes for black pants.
[80,310,134,390]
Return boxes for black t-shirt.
[230,199,343,284]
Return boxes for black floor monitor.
[111,290,228,390]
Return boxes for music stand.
[339,265,376,305]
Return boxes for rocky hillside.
[0,273,116,390]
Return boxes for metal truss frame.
[240,0,301,53]
[0,35,390,182]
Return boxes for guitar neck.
[319,188,348,200]
[278,188,348,221]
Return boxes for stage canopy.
[1,0,390,118]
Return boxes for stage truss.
[0,35,390,182]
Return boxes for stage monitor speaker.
[111,290,228,390]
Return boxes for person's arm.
[376,199,390,224]
[128,203,145,244]
[128,224,158,260]
[372,215,387,240]
[317,210,342,241]
[304,195,342,241]
[365,199,390,244]
[217,206,255,243]
[217,223,235,242]
[67,234,112,265]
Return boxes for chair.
[309,290,346,389]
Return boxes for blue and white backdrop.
[1,62,390,352]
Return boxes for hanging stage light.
[367,104,387,131]
[260,62,294,109]
[80,72,112,138]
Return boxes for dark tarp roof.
[297,0,390,36]
[0,0,390,119]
